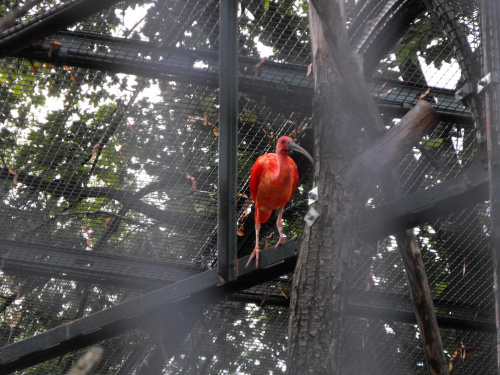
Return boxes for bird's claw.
[246,247,260,268]
[275,237,287,249]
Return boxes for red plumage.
[246,136,312,268]
[250,153,298,223]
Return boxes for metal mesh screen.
[0,0,494,374]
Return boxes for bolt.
[306,213,313,219]
[308,191,317,200]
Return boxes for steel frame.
[0,68,485,375]
[0,0,493,372]
[218,0,239,281]
[350,0,426,74]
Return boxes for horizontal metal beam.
[0,240,197,290]
[10,31,470,120]
[347,302,495,332]
[233,291,495,332]
[348,289,495,331]
[0,238,300,373]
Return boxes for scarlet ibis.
[246,136,313,267]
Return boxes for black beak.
[288,141,314,164]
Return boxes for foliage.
[375,13,455,84]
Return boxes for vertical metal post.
[479,0,500,372]
[218,0,238,281]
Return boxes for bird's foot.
[246,247,260,268]
[275,236,287,248]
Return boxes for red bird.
[246,136,313,267]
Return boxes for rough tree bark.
[287,1,448,374]
[287,2,384,373]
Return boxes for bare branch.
[0,0,44,32]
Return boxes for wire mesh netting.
[0,0,495,374]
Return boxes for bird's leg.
[246,212,261,268]
[275,207,286,248]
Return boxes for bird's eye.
[281,140,285,144]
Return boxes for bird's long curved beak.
[287,141,314,164]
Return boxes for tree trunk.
[287,0,447,373]
[287,1,382,373]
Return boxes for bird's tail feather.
[255,208,273,224]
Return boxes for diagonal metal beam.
[421,0,482,131]
[0,0,122,57]
[350,0,427,74]
[0,238,300,373]
[359,160,488,241]
[0,234,493,374]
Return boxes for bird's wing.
[249,155,265,202]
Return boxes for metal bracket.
[308,187,318,205]
[305,187,320,226]
[455,82,474,103]
[477,71,500,95]
[304,206,319,227]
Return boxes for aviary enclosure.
[0,0,497,374]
